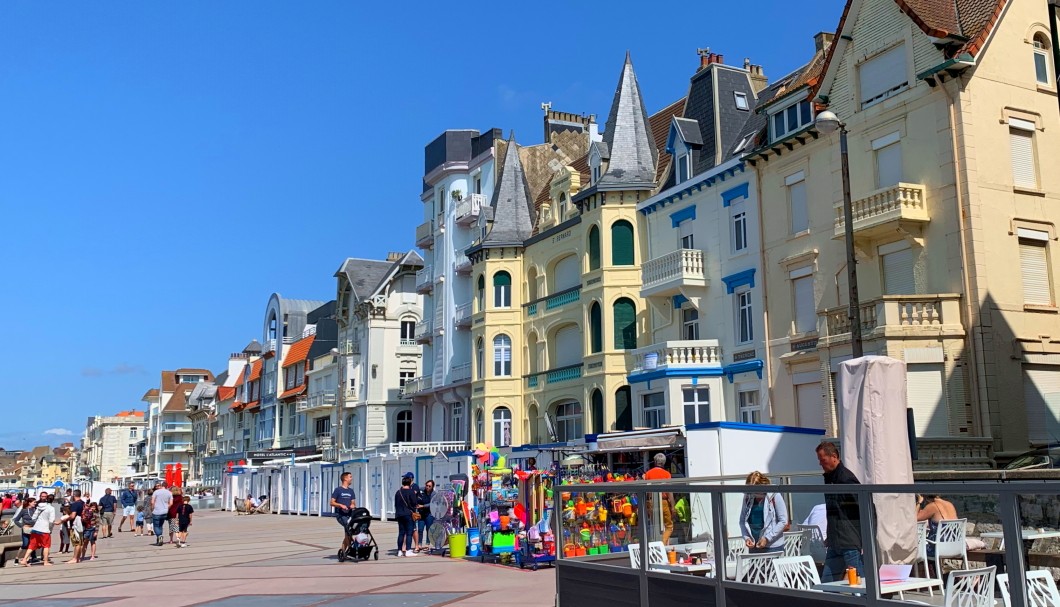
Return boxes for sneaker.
[405,550,420,557]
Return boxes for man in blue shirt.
[118,483,138,532]
[329,472,356,555]
[98,488,118,538]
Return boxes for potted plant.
[451,189,464,202]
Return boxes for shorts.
[178,519,190,533]
[169,518,179,534]
[337,514,351,531]
[102,512,115,525]
[136,518,145,527]
[28,531,51,551]
[84,527,98,543]
[123,505,137,516]
[21,531,31,549]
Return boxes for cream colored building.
[80,410,146,482]
[749,0,1060,462]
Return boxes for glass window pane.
[1035,52,1049,84]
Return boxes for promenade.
[0,509,556,607]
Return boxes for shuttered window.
[587,226,601,270]
[789,179,808,234]
[907,363,947,437]
[881,242,915,295]
[1020,237,1052,305]
[589,303,603,354]
[792,273,816,334]
[613,298,637,350]
[493,271,512,308]
[795,382,824,429]
[1010,123,1038,189]
[611,220,635,266]
[859,43,908,106]
[875,141,902,188]
[553,255,580,292]
[1023,365,1060,443]
[555,325,582,367]
[493,335,512,377]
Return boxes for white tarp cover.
[838,356,918,564]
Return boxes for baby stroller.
[338,507,378,562]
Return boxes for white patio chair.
[782,530,804,557]
[929,518,969,579]
[942,566,995,607]
[796,524,826,563]
[726,536,748,579]
[997,571,1060,607]
[628,543,641,569]
[647,541,668,567]
[734,551,782,585]
[773,555,821,591]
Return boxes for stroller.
[337,507,378,562]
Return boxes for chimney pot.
[743,58,751,69]
[717,54,724,65]
[814,31,835,52]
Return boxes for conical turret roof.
[481,133,535,247]
[598,53,658,189]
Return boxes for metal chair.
[929,518,969,579]
[734,551,782,585]
[943,566,995,607]
[796,524,825,563]
[997,571,1060,607]
[628,543,642,569]
[782,530,804,557]
[773,555,821,591]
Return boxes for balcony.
[833,182,929,239]
[641,249,707,298]
[628,340,723,376]
[314,434,333,449]
[162,442,193,452]
[402,375,433,397]
[396,338,420,354]
[451,362,471,384]
[161,423,192,434]
[454,193,485,226]
[416,265,434,294]
[912,437,994,471]
[298,391,336,412]
[454,254,472,275]
[342,338,360,356]
[455,301,472,328]
[415,220,435,248]
[207,440,218,453]
[819,294,964,342]
[415,319,434,343]
[525,363,584,389]
[527,286,581,317]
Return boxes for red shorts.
[28,531,51,550]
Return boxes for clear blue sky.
[0,1,844,448]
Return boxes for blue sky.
[0,1,844,448]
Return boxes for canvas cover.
[837,356,918,564]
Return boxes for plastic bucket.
[449,532,467,559]
[467,528,481,557]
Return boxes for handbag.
[401,491,421,521]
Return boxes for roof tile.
[282,335,315,368]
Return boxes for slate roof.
[672,117,703,147]
[243,340,263,355]
[335,258,395,300]
[481,132,536,247]
[597,53,658,190]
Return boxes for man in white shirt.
[20,492,61,567]
[150,483,173,547]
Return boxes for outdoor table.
[978,529,1060,572]
[651,562,715,576]
[813,577,943,600]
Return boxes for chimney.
[814,32,835,52]
[697,48,711,71]
[386,251,403,262]
[748,63,768,94]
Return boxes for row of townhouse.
[403,0,1060,466]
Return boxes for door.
[369,461,384,518]
[383,460,399,519]
[907,364,947,437]
[1024,366,1060,443]
[795,382,825,429]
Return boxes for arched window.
[611,220,635,266]
[475,409,484,443]
[395,410,413,443]
[589,302,603,354]
[493,334,512,377]
[613,298,637,350]
[590,390,604,435]
[615,386,633,432]
[527,403,540,444]
[477,275,486,311]
[588,225,601,270]
[399,316,416,342]
[493,271,512,308]
[493,407,512,447]
[554,402,583,442]
[1034,33,1053,86]
[476,337,485,380]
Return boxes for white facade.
[81,412,147,482]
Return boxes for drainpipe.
[1050,1,1060,117]
[753,171,776,424]
[939,75,990,440]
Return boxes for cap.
[402,472,415,479]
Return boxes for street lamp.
[815,110,863,358]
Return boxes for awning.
[593,428,684,453]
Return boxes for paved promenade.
[0,509,556,607]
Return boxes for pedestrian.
[134,505,145,536]
[642,453,675,545]
[168,486,183,544]
[816,441,863,581]
[393,476,418,557]
[144,489,155,535]
[118,483,138,532]
[11,496,37,566]
[20,493,67,567]
[1,492,13,510]
[415,480,435,553]
[329,471,357,556]
[57,505,72,554]
[176,496,194,547]
[79,502,100,562]
[150,483,173,547]
[738,471,789,552]
[99,488,117,538]
[401,472,419,547]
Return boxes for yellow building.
[467,55,679,447]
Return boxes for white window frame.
[734,91,749,111]
[642,392,666,429]
[396,410,413,443]
[399,370,415,389]
[555,402,583,442]
[738,388,762,424]
[1009,117,1039,190]
[449,403,464,442]
[682,386,710,425]
[678,218,694,250]
[682,306,700,340]
[770,100,813,141]
[879,240,916,295]
[676,153,690,184]
[786,171,808,234]
[1018,228,1053,306]
[731,201,748,253]
[858,42,909,107]
[493,335,512,377]
[790,265,816,335]
[1033,34,1052,86]
[872,131,902,189]
[735,287,754,344]
[493,407,512,447]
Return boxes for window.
[588,226,601,270]
[642,392,666,429]
[731,209,747,253]
[880,241,915,295]
[493,335,512,376]
[613,298,637,350]
[128,445,138,457]
[129,427,138,438]
[787,171,808,233]
[474,175,482,195]
[677,153,690,183]
[493,407,512,447]
[682,307,700,340]
[736,289,753,344]
[287,404,297,435]
[350,414,361,448]
[555,402,583,442]
[1010,118,1038,189]
[314,417,331,436]
[437,188,445,213]
[1034,34,1052,86]
[873,132,902,188]
[611,220,635,266]
[449,403,463,442]
[679,219,694,249]
[682,387,710,425]
[476,338,485,379]
[493,272,512,308]
[590,390,604,434]
[859,43,908,106]
[399,370,414,389]
[734,91,749,111]
[791,266,816,334]
[738,389,761,424]
[396,410,412,443]
[476,275,485,311]
[771,100,813,140]
[592,164,601,184]
[475,409,484,443]
[400,319,415,341]
[589,302,603,354]
[1019,228,1053,305]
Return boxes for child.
[134,505,145,536]
[58,505,71,554]
[176,496,194,548]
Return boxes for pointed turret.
[598,53,658,189]
[481,133,535,247]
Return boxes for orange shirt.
[643,466,672,480]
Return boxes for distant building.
[79,410,147,482]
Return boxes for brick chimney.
[814,32,835,52]
[696,49,725,71]
[747,62,768,93]
[386,251,404,262]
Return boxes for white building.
[80,411,147,482]
[145,368,213,477]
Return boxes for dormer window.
[734,91,749,111]
[770,100,813,141]
[676,153,691,184]
[592,165,600,184]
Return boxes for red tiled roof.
[279,385,307,400]
[116,410,145,418]
[282,335,314,368]
[245,401,260,413]
[217,386,237,401]
[248,359,263,382]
